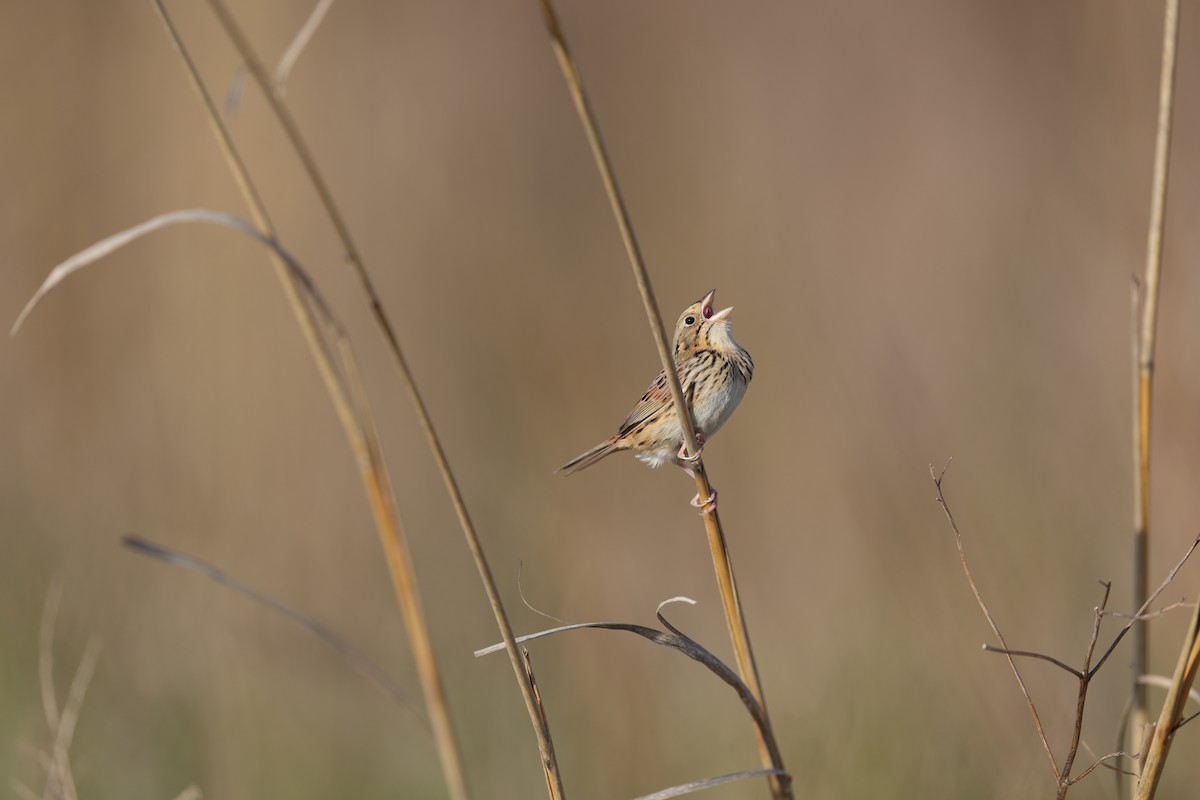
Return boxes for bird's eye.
[684,316,696,326]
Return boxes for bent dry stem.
[537,1,788,796]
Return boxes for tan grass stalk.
[198,2,566,794]
[1135,601,1200,799]
[34,586,100,800]
[148,3,471,797]
[1130,0,1181,778]
[536,2,788,797]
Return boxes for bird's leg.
[681,458,718,515]
[677,432,706,463]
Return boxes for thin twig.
[201,3,564,793]
[937,459,1198,797]
[982,645,1082,679]
[1089,533,1199,680]
[1174,709,1200,731]
[536,3,785,797]
[932,462,1059,778]
[1103,600,1194,621]
[1071,751,1138,785]
[1057,583,1115,797]
[936,462,1199,796]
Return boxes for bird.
[557,288,753,512]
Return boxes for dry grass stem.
[13,209,336,339]
[536,2,786,796]
[475,600,788,779]
[1130,0,1181,773]
[518,562,565,624]
[519,649,562,797]
[122,536,424,721]
[33,588,101,800]
[147,3,471,796]
[201,1,565,793]
[1138,674,1200,707]
[272,0,336,95]
[11,781,39,800]
[1135,601,1200,799]
[631,769,790,800]
[37,583,63,738]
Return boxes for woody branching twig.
[536,3,788,797]
[934,462,1200,798]
[932,462,1057,776]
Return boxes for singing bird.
[558,289,753,511]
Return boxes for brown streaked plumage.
[558,289,754,498]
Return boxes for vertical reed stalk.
[150,3,472,797]
[200,2,565,794]
[537,2,789,797]
[1130,0,1180,782]
[1135,601,1200,799]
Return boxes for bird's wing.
[618,359,694,434]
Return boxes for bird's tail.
[557,438,622,475]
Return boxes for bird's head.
[673,288,737,356]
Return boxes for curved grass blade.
[11,208,336,338]
[123,535,423,723]
[632,769,790,800]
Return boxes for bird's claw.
[677,433,707,463]
[690,488,718,515]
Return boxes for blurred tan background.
[4,1,1200,797]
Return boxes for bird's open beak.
[700,289,733,322]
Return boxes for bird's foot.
[690,488,718,515]
[677,433,707,463]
